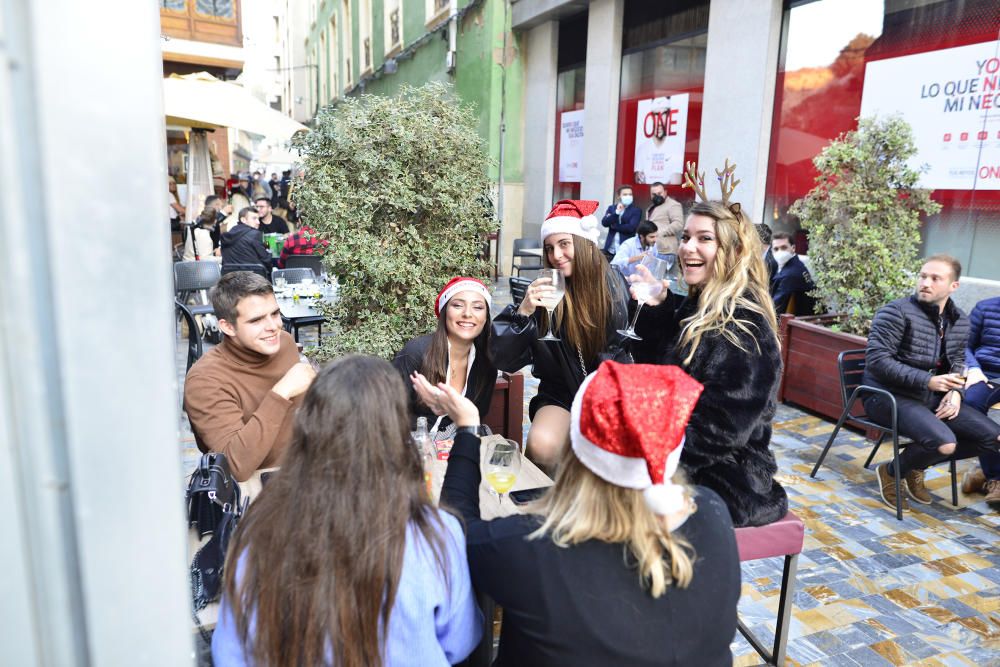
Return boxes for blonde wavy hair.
[678,200,778,366]
[528,451,695,597]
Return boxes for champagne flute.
[618,253,670,340]
[273,274,287,291]
[484,439,522,505]
[537,269,566,342]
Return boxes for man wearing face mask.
[600,185,642,259]
[646,181,684,260]
[769,232,816,315]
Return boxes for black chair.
[175,299,203,372]
[284,254,323,277]
[221,263,270,280]
[811,349,957,520]
[272,268,315,284]
[509,276,532,307]
[511,238,542,277]
[173,261,221,316]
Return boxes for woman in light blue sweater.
[211,355,481,666]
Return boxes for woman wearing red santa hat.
[630,161,788,528]
[492,199,631,470]
[415,361,740,667]
[392,277,497,432]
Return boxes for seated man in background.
[769,232,815,315]
[277,222,331,269]
[221,207,272,276]
[184,272,316,481]
[961,295,1000,507]
[863,255,1000,513]
[610,220,658,277]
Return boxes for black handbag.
[187,452,241,539]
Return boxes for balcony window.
[195,0,234,20]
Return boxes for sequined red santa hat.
[570,361,704,516]
[540,199,601,245]
[435,277,492,317]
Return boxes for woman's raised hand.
[410,372,447,416]
[516,275,556,317]
[628,264,671,307]
[411,372,480,427]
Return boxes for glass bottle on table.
[414,417,434,498]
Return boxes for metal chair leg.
[950,459,958,506]
[772,553,798,666]
[892,434,903,521]
[863,432,886,469]
[811,408,850,478]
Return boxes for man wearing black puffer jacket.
[221,207,271,276]
[863,254,1000,513]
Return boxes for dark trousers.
[966,381,1000,480]
[863,392,1000,477]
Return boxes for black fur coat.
[634,294,788,527]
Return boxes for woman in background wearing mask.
[600,184,642,260]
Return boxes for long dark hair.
[223,355,451,667]
[420,299,493,400]
[541,236,615,363]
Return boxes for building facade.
[514,0,1000,282]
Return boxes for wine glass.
[537,269,566,342]
[618,253,670,341]
[273,274,287,291]
[484,439,522,505]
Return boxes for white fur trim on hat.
[643,483,686,516]
[541,215,600,246]
[437,280,491,315]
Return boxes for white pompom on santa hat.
[570,360,704,520]
[435,277,492,317]
[540,199,601,245]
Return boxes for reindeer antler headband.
[682,158,744,220]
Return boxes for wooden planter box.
[484,371,525,448]
[778,314,867,421]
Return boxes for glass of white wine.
[537,269,566,342]
[273,273,287,292]
[484,438,522,505]
[618,253,669,341]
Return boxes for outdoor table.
[521,247,543,257]
[275,285,335,343]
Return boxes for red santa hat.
[540,199,601,245]
[435,277,492,317]
[570,361,704,517]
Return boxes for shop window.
[765,0,1000,279]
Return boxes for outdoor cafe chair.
[221,263,270,280]
[173,260,221,316]
[509,276,532,307]
[272,268,315,284]
[284,254,323,277]
[175,299,203,373]
[810,348,958,521]
[511,238,542,277]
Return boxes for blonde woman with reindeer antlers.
[630,160,788,528]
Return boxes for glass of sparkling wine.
[484,439,522,505]
[618,253,670,341]
[273,274,287,291]
[537,269,566,342]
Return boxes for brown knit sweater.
[183,330,301,481]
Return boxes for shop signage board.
[861,40,1000,190]
[558,109,585,183]
[633,93,689,185]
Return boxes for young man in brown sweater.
[184,271,316,481]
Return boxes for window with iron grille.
[390,9,400,47]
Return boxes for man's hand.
[615,203,625,215]
[272,362,316,400]
[411,372,479,427]
[628,253,646,264]
[966,366,988,388]
[928,373,964,393]
[935,390,961,420]
[517,276,555,317]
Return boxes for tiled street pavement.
[177,280,999,666]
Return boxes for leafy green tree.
[789,115,941,336]
[292,82,496,359]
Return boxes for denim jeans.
[966,381,1000,481]
[863,391,1000,477]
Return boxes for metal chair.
[511,238,542,277]
[221,263,270,280]
[272,268,315,284]
[509,276,532,307]
[173,261,221,316]
[175,299,203,372]
[811,349,957,521]
[284,254,322,277]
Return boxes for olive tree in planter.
[779,115,941,418]
[292,82,495,361]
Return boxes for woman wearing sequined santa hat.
[492,200,631,471]
[393,277,497,432]
[422,360,741,666]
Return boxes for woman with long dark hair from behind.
[492,200,631,470]
[631,161,787,527]
[415,360,740,666]
[393,277,496,432]
[212,355,481,666]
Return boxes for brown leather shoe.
[962,467,987,495]
[877,463,909,512]
[905,469,933,504]
[985,479,1000,510]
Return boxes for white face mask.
[772,249,794,266]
